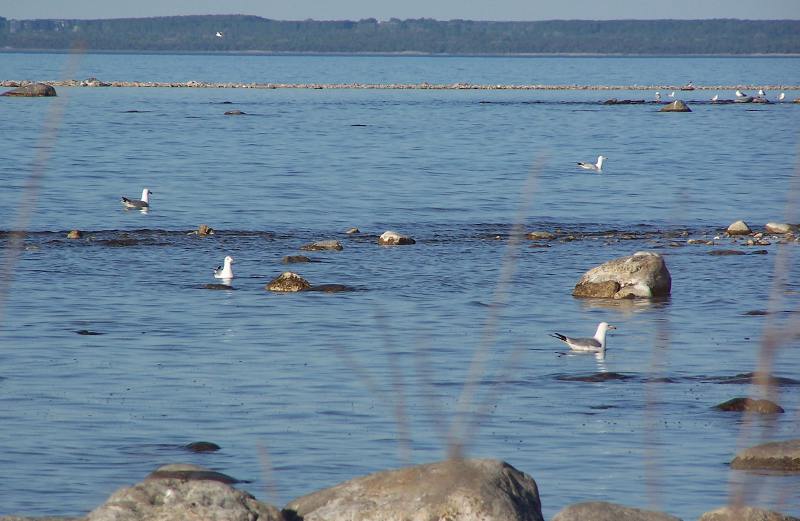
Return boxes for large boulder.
[731,438,800,471]
[727,220,752,235]
[85,463,285,521]
[764,222,794,234]
[285,458,543,521]
[553,501,681,521]
[699,505,799,521]
[266,272,312,292]
[659,100,691,112]
[1,83,57,97]
[572,251,671,299]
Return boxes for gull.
[215,31,223,38]
[550,322,617,354]
[213,255,234,279]
[758,89,765,96]
[654,91,661,102]
[735,89,747,98]
[778,92,785,101]
[577,155,606,172]
[711,94,719,102]
[668,91,675,98]
[121,188,152,210]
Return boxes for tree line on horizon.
[0,15,798,54]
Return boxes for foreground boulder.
[378,230,416,245]
[572,251,671,299]
[266,272,312,292]
[1,83,57,97]
[659,100,691,112]
[553,501,681,521]
[731,438,800,471]
[85,463,284,521]
[286,458,543,521]
[699,505,800,521]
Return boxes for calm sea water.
[1,53,799,519]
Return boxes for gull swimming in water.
[121,188,152,210]
[550,322,617,354]
[654,91,661,102]
[778,92,785,101]
[215,31,223,38]
[213,255,234,279]
[577,155,606,172]
[758,89,765,97]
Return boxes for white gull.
[577,155,606,172]
[550,322,616,354]
[213,255,235,279]
[121,188,152,210]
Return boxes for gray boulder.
[699,505,799,521]
[731,438,800,471]
[552,501,681,521]
[85,463,284,521]
[285,458,543,521]
[659,100,691,112]
[527,231,556,240]
[300,239,343,251]
[572,251,671,299]
[1,83,57,97]
[266,272,312,292]
[727,220,752,235]
[764,222,794,234]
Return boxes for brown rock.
[659,100,691,112]
[572,280,621,298]
[184,441,221,453]
[527,231,556,240]
[731,438,800,471]
[713,397,784,413]
[66,230,82,239]
[266,272,311,292]
[196,224,214,236]
[1,83,57,97]
[553,501,681,521]
[699,505,800,521]
[282,255,312,264]
[727,220,752,235]
[286,458,543,521]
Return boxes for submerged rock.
[85,463,284,521]
[699,506,799,521]
[1,83,57,97]
[572,251,671,299]
[282,255,312,264]
[713,397,784,413]
[300,239,343,251]
[286,458,543,521]
[727,220,752,235]
[731,438,800,471]
[184,441,221,452]
[556,372,633,383]
[709,249,746,256]
[223,109,246,115]
[266,272,311,292]
[659,100,691,112]
[553,501,681,521]
[378,230,416,245]
[527,230,556,240]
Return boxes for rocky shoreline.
[2,79,800,91]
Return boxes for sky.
[2,0,800,21]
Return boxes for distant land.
[1,15,799,54]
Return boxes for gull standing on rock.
[213,255,235,280]
[654,91,661,102]
[711,94,719,102]
[550,322,617,354]
[577,155,606,172]
[121,188,152,210]
[735,89,747,98]
[778,92,785,102]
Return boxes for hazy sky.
[3,0,800,21]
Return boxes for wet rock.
[713,397,784,413]
[752,97,771,104]
[345,227,360,234]
[687,239,714,245]
[223,109,246,115]
[184,441,221,453]
[282,255,312,264]
[659,100,691,112]
[82,77,111,87]
[572,251,671,299]
[765,222,794,234]
[709,249,746,256]
[556,372,633,383]
[743,310,769,316]
[286,458,543,521]
[307,283,355,293]
[603,98,645,105]
[85,463,284,521]
[202,283,235,290]
[735,96,754,103]
[378,230,416,245]
[731,438,800,471]
[266,272,311,292]
[553,501,681,521]
[708,372,800,386]
[75,329,103,335]
[727,220,752,235]
[66,230,82,239]
[194,224,215,236]
[751,249,769,255]
[99,238,139,247]
[1,83,57,97]
[527,230,556,240]
[146,463,246,483]
[699,505,799,521]
[300,239,343,251]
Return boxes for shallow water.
[1,54,799,519]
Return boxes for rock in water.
[764,222,794,234]
[286,458,543,521]
[713,397,784,413]
[266,272,311,292]
[572,251,671,299]
[727,220,752,235]
[66,229,82,239]
[553,501,681,521]
[659,100,691,112]
[184,441,221,452]
[85,464,285,521]
[1,83,57,97]
[699,506,800,521]
[378,230,416,245]
[731,438,800,471]
[300,239,344,251]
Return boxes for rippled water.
[1,54,799,519]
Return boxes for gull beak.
[608,325,617,330]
